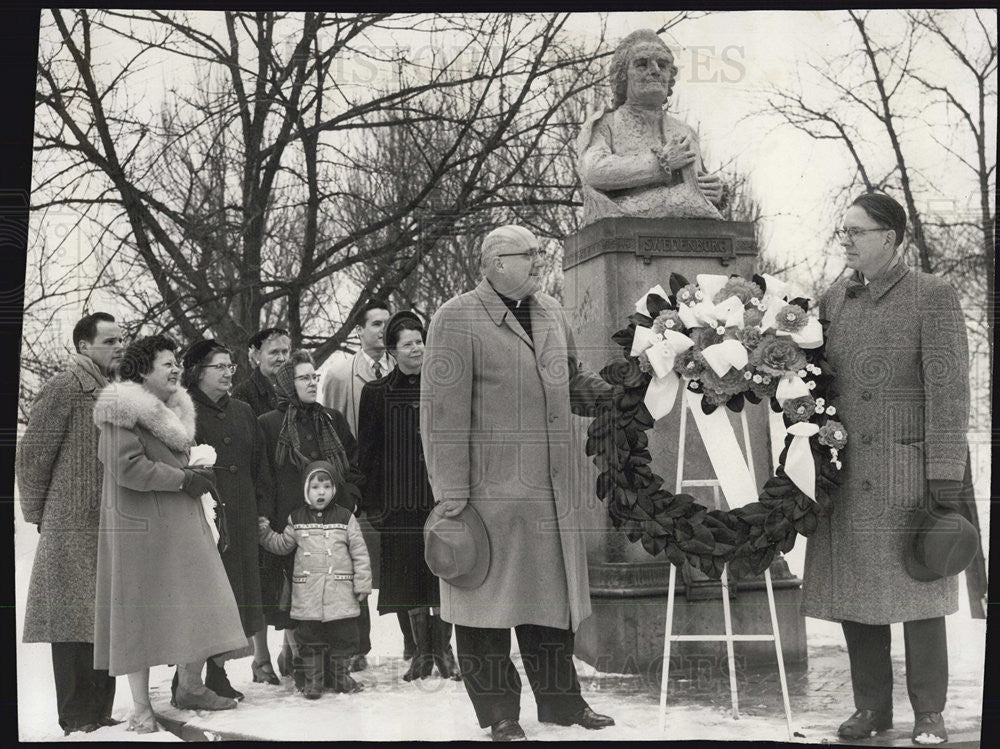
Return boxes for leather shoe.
[97,716,123,727]
[838,708,893,739]
[490,719,526,741]
[545,706,615,729]
[912,712,947,744]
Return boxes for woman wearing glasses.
[174,339,274,700]
[93,336,248,732]
[801,192,970,745]
[258,349,365,688]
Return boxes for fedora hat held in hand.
[902,504,979,583]
[424,503,490,589]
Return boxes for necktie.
[373,361,383,379]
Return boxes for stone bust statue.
[577,30,726,225]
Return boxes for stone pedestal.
[562,217,807,673]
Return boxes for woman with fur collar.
[93,335,248,732]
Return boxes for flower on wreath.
[743,307,764,328]
[637,350,653,375]
[783,395,816,423]
[673,348,706,379]
[736,325,764,350]
[776,303,808,333]
[691,326,727,349]
[700,366,750,406]
[749,371,779,399]
[652,309,683,335]
[676,283,702,305]
[817,420,848,449]
[749,334,807,377]
[714,277,763,306]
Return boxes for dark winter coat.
[189,386,273,637]
[257,405,364,626]
[259,462,372,622]
[93,382,247,676]
[232,367,278,418]
[17,354,107,643]
[801,263,968,624]
[357,367,439,614]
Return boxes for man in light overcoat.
[17,312,124,735]
[420,225,615,741]
[801,193,971,744]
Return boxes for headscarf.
[272,359,350,479]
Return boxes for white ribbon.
[767,407,786,473]
[695,274,730,303]
[775,317,824,349]
[775,374,810,406]
[677,295,745,330]
[760,273,790,302]
[686,392,760,509]
[700,339,748,377]
[642,330,694,420]
[630,324,661,357]
[784,422,820,501]
[635,284,670,318]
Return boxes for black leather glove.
[181,467,216,499]
[927,479,963,511]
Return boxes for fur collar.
[93,381,196,452]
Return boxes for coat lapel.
[474,279,534,351]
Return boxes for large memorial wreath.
[587,272,847,580]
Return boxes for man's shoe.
[838,709,893,739]
[97,716,123,727]
[490,719,527,741]
[912,712,947,745]
[544,706,615,729]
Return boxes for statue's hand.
[657,135,697,174]
[697,172,724,205]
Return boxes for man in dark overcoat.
[17,312,124,735]
[801,193,971,744]
[420,225,615,741]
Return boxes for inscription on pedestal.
[636,235,735,264]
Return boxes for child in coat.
[258,460,372,698]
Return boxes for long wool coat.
[17,354,107,643]
[801,263,969,624]
[93,382,249,676]
[189,387,272,637]
[420,279,611,632]
[357,367,439,614]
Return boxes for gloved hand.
[181,466,216,499]
[927,479,963,511]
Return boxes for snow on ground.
[15,497,987,743]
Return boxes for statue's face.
[626,40,674,107]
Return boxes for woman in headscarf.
[180,339,273,698]
[258,349,364,682]
[357,311,460,682]
[93,335,247,733]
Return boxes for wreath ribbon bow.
[677,295,745,330]
[701,339,748,377]
[784,421,820,500]
[631,326,694,420]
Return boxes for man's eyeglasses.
[834,227,888,241]
[497,248,545,261]
[294,373,322,383]
[204,363,238,374]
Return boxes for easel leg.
[658,563,678,733]
[765,568,795,740]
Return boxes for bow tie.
[845,283,864,299]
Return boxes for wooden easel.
[657,388,794,740]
